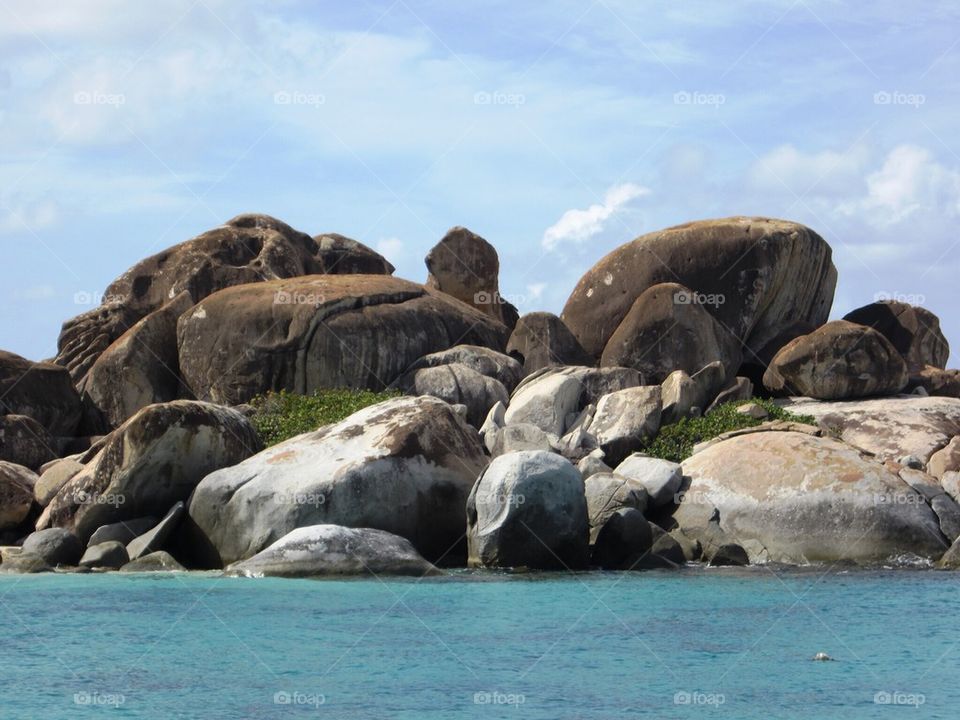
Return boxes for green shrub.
[249,388,401,446]
[643,398,816,464]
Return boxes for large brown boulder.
[177,274,510,406]
[0,350,81,437]
[0,461,37,531]
[600,283,742,383]
[425,227,518,329]
[843,300,949,371]
[313,233,394,275]
[506,312,593,375]
[81,291,194,429]
[561,217,837,365]
[0,415,56,470]
[764,320,908,400]
[56,214,392,388]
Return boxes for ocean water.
[1,567,957,719]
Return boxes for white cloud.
[542,183,649,251]
[859,145,960,225]
[376,237,403,263]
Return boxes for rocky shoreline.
[2,214,959,578]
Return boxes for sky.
[1,0,959,365]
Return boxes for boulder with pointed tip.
[843,300,949,371]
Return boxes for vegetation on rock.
[643,398,816,463]
[250,388,401,446]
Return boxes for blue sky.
[1,0,958,364]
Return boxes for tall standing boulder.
[764,320,908,399]
[561,217,837,364]
[0,350,81,437]
[506,312,593,375]
[843,300,949,371]
[184,396,488,567]
[600,283,741,383]
[466,451,589,569]
[37,401,261,542]
[425,227,518,329]
[176,274,510,405]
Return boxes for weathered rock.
[577,450,611,480]
[177,274,510,405]
[590,386,662,465]
[584,472,649,543]
[466,451,589,569]
[909,366,960,399]
[929,438,960,479]
[600,283,742,383]
[843,300,949,371]
[677,431,949,563]
[737,403,769,420]
[39,401,260,542]
[488,424,555,457]
[669,528,702,562]
[710,543,750,567]
[0,552,51,573]
[21,528,83,566]
[764,321,908,400]
[942,472,960,504]
[647,524,686,566]
[706,376,754,413]
[661,363,728,425]
[81,291,194,429]
[937,537,960,569]
[34,459,84,507]
[79,541,129,569]
[88,517,159,547]
[505,312,593,375]
[0,461,36,530]
[399,345,522,392]
[0,350,81,436]
[227,525,440,578]
[313,233,395,275]
[119,551,185,572]
[394,363,508,428]
[504,370,584,436]
[562,217,837,363]
[691,419,822,455]
[127,503,185,560]
[591,508,653,570]
[425,226,517,328]
[0,414,56,471]
[56,214,358,385]
[614,455,683,508]
[185,396,488,567]
[780,395,960,464]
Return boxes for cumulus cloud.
[859,145,960,225]
[376,237,403,263]
[542,183,649,251]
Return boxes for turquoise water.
[1,567,957,719]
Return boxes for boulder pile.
[2,213,959,576]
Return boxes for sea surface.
[0,567,956,719]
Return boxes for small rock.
[614,454,683,508]
[79,541,129,569]
[126,503,185,561]
[736,402,769,420]
[21,528,83,567]
[898,454,925,470]
[120,551,185,573]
